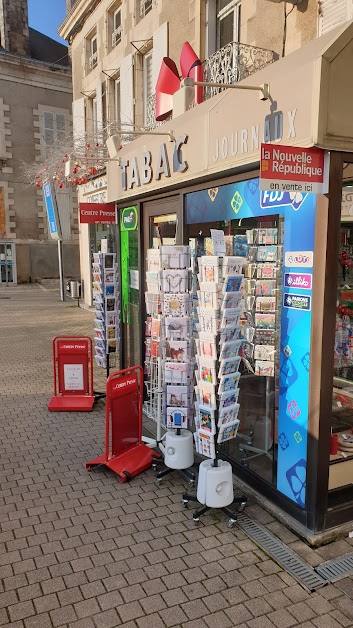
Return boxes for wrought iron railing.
[202,41,276,100]
[144,93,171,130]
[140,0,155,17]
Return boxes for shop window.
[143,50,153,126]
[331,186,353,502]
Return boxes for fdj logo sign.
[121,206,138,231]
[260,190,308,211]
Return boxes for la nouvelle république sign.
[260,144,329,194]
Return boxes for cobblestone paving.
[1,285,353,627]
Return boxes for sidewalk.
[1,285,353,628]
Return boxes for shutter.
[55,113,66,143]
[72,98,85,149]
[115,79,121,125]
[96,81,103,132]
[319,0,349,35]
[43,111,55,146]
[120,54,134,131]
[152,22,168,91]
[145,52,153,100]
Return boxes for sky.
[28,0,68,46]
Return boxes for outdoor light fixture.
[106,128,175,160]
[181,77,270,101]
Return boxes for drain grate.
[236,514,327,591]
[315,553,353,582]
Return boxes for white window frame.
[140,0,153,18]
[92,97,98,137]
[143,50,153,126]
[114,78,121,126]
[88,35,98,71]
[112,7,122,47]
[216,0,241,49]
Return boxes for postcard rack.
[144,246,196,484]
[92,252,120,379]
[183,253,247,525]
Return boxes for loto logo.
[284,250,313,268]
[285,273,312,290]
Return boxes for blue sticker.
[278,433,290,451]
[283,293,311,311]
[286,459,306,508]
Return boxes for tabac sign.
[120,134,188,191]
[260,144,329,194]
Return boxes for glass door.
[0,242,16,284]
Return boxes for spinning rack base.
[182,492,247,527]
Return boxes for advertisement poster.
[64,364,84,391]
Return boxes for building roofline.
[0,46,72,75]
[58,0,101,42]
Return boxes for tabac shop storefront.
[107,21,353,541]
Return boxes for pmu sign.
[260,144,329,194]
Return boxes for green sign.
[121,206,138,231]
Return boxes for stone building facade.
[0,0,79,284]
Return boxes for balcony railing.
[140,0,155,17]
[202,41,276,100]
[88,51,98,71]
[112,26,122,47]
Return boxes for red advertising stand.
[48,336,95,411]
[86,366,159,482]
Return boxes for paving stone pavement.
[1,284,353,628]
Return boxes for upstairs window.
[140,0,153,18]
[216,0,240,49]
[87,34,98,72]
[41,109,67,156]
[318,0,352,35]
[112,8,122,47]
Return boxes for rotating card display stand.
[92,252,120,381]
[144,245,196,486]
[183,253,247,526]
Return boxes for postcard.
[104,270,115,284]
[210,229,226,255]
[221,291,242,310]
[104,254,115,269]
[255,279,277,296]
[106,339,117,354]
[220,339,242,360]
[256,296,276,312]
[105,297,116,312]
[151,317,161,339]
[257,264,278,279]
[219,389,240,410]
[221,307,241,328]
[198,430,216,459]
[223,256,245,277]
[198,382,217,409]
[106,326,116,340]
[218,372,241,394]
[223,274,243,294]
[257,246,277,262]
[255,312,276,329]
[255,329,276,345]
[219,356,241,377]
[254,345,275,361]
[217,420,240,443]
[147,249,161,272]
[255,360,275,377]
[218,403,240,427]
[220,326,241,344]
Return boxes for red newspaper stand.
[48,336,95,412]
[86,366,159,482]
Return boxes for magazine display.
[92,252,120,369]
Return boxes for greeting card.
[254,345,275,361]
[198,430,216,458]
[163,293,189,317]
[219,356,241,377]
[162,269,189,293]
[217,420,240,443]
[218,372,241,394]
[255,312,276,329]
[223,274,243,294]
[223,256,246,277]
[255,360,275,377]
[199,406,216,433]
[164,362,189,384]
[147,249,161,272]
[165,340,188,362]
[218,403,240,427]
[165,316,190,339]
[220,339,242,360]
[255,279,277,296]
[256,296,276,312]
[220,325,241,344]
[219,389,240,410]
[257,246,277,262]
[221,291,242,310]
[160,245,190,269]
[167,385,189,407]
[257,264,278,279]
